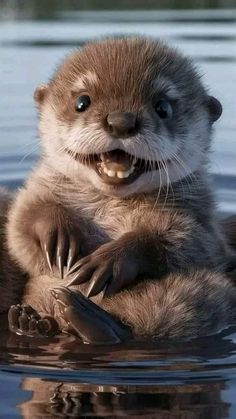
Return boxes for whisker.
[19,144,38,163]
[151,159,162,213]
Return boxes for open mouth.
[66,148,167,186]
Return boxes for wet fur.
[3,37,236,339]
[19,270,236,340]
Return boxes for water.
[0,4,236,418]
[2,332,236,417]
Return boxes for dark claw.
[86,266,111,298]
[44,245,53,272]
[66,248,74,273]
[57,248,64,279]
[67,256,90,276]
[42,229,57,269]
[66,236,79,273]
[51,287,132,344]
[43,230,77,278]
[67,264,95,287]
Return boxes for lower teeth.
[106,170,116,177]
[117,171,130,179]
[100,163,135,179]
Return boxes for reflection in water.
[1,329,236,417]
[20,379,230,418]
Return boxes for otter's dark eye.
[75,95,91,112]
[155,99,173,119]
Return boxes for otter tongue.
[101,150,133,171]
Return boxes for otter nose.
[106,111,138,138]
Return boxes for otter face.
[35,37,222,197]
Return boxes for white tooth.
[123,172,131,178]
[102,164,135,179]
[117,171,128,178]
[107,170,116,177]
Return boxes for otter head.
[34,37,222,198]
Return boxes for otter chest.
[72,195,138,241]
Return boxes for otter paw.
[41,226,81,279]
[33,209,83,279]
[8,304,58,337]
[66,238,141,297]
[51,287,132,344]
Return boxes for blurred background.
[0,0,236,214]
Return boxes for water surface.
[0,6,236,418]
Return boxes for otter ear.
[34,84,49,106]
[207,95,222,122]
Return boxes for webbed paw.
[8,304,59,337]
[51,287,132,344]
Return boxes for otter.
[4,36,236,343]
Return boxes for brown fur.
[20,269,236,340]
[102,271,236,339]
[0,188,26,314]
[3,37,236,339]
